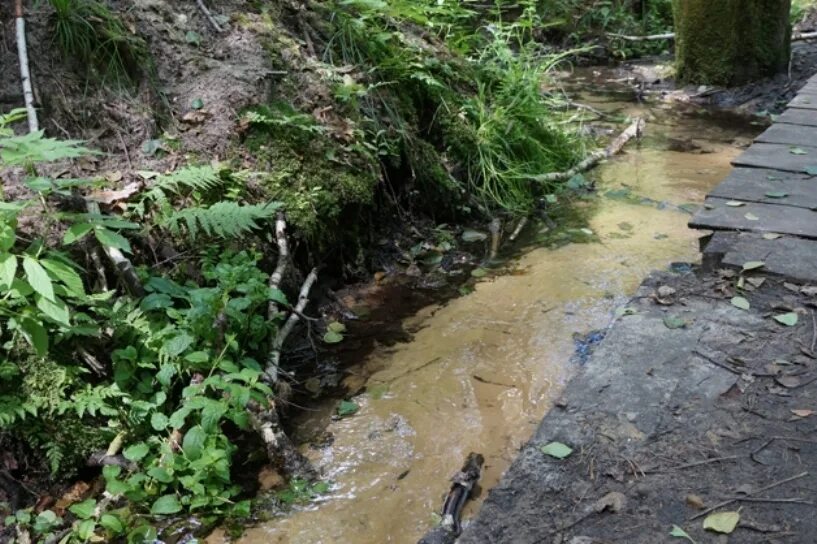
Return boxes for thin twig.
[672,455,742,471]
[724,497,814,505]
[689,472,809,520]
[692,349,742,376]
[195,0,224,33]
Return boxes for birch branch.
[265,267,319,383]
[15,0,38,133]
[532,117,645,184]
[195,0,225,33]
[85,202,144,297]
[607,31,817,43]
[268,213,289,319]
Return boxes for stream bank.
[206,74,762,544]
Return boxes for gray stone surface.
[703,231,817,282]
[755,123,817,147]
[707,166,817,209]
[689,197,817,238]
[788,93,817,110]
[733,142,817,172]
[776,108,817,126]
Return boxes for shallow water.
[221,73,760,544]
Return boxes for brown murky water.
[219,72,760,544]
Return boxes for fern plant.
[162,201,281,240]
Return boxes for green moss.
[673,0,791,86]
[243,118,379,243]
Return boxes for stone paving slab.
[755,123,817,147]
[788,93,817,109]
[690,197,817,238]
[732,142,817,172]
[776,108,817,126]
[703,231,817,283]
[707,167,817,209]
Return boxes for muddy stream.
[213,70,761,544]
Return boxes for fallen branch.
[607,32,675,42]
[608,30,817,43]
[195,0,224,33]
[509,217,528,242]
[487,218,501,261]
[248,400,317,481]
[265,267,319,383]
[267,213,289,323]
[85,202,144,297]
[418,453,485,544]
[15,0,38,132]
[532,117,645,184]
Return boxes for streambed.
[217,71,761,544]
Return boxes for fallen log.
[608,30,817,42]
[532,117,645,184]
[418,452,485,544]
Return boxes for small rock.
[657,285,676,298]
[593,491,627,513]
[686,494,705,509]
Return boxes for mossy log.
[672,0,791,86]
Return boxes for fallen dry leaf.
[685,494,705,509]
[87,182,142,204]
[791,409,814,418]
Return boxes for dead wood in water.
[418,452,485,544]
[248,400,317,481]
[532,117,645,184]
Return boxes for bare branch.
[195,0,225,33]
[15,0,38,133]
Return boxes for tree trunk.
[672,0,791,86]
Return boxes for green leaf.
[806,166,817,176]
[36,295,70,326]
[669,524,695,542]
[191,98,204,110]
[100,514,124,534]
[146,467,173,483]
[337,400,359,417]
[327,321,347,333]
[725,201,745,207]
[471,267,488,278]
[790,147,808,155]
[140,293,172,311]
[0,253,16,288]
[95,228,131,253]
[742,260,765,271]
[20,318,48,355]
[123,442,150,462]
[730,296,750,311]
[150,412,169,431]
[461,229,488,242]
[663,316,687,329]
[185,30,202,46]
[40,258,85,298]
[765,191,788,198]
[23,257,54,301]
[540,441,573,459]
[762,233,782,240]
[69,498,96,520]
[76,519,96,540]
[702,511,740,534]
[323,330,344,344]
[268,288,288,305]
[150,494,183,515]
[773,312,799,326]
[63,222,94,245]
[0,222,15,252]
[744,213,759,221]
[182,425,206,460]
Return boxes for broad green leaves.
[150,494,183,515]
[774,312,799,327]
[0,253,16,287]
[703,511,740,534]
[23,257,54,301]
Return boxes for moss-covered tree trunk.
[673,0,791,86]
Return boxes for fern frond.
[162,201,281,240]
[146,165,223,199]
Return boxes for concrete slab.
[703,231,817,283]
[690,197,817,238]
[732,142,817,172]
[707,166,817,209]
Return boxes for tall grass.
[48,0,148,87]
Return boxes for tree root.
[532,117,645,184]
